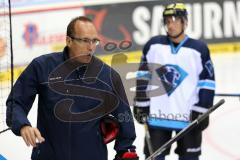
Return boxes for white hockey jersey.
[134,35,215,130]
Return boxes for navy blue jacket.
[6,47,136,160]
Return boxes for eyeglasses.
[70,36,100,46]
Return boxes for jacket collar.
[63,46,70,61]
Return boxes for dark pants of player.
[144,127,201,160]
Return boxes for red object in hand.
[114,151,139,160]
[122,152,138,158]
[100,115,120,144]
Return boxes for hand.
[190,110,201,121]
[20,125,45,147]
[114,151,139,160]
[191,110,209,131]
[100,114,119,144]
[133,106,149,124]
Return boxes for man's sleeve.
[133,43,151,108]
[6,59,39,136]
[192,44,215,113]
[111,71,136,152]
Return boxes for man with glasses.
[6,16,138,160]
[133,3,215,160]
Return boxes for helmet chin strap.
[167,28,184,39]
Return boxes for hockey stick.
[145,99,225,160]
[0,0,14,135]
[144,123,154,155]
[0,128,11,134]
[215,93,240,97]
[215,93,240,101]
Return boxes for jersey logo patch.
[205,60,214,77]
[156,64,188,96]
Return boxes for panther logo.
[156,64,188,95]
[160,66,181,88]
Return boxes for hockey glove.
[133,106,149,124]
[114,150,139,160]
[100,114,120,144]
[133,98,150,124]
[191,110,209,131]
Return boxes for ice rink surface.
[0,53,240,160]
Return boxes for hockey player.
[133,3,215,160]
[6,16,138,160]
